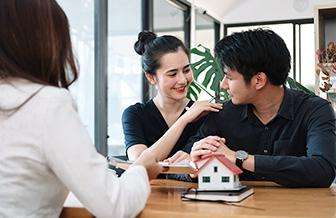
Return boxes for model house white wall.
[198,159,240,190]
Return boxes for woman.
[122,31,222,162]
[0,1,161,217]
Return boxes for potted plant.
[316,41,336,92]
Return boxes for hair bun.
[134,31,157,55]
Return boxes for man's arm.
[191,102,335,187]
[244,102,336,187]
[182,112,220,153]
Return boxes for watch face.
[236,150,248,160]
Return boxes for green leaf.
[190,47,207,57]
[187,82,200,101]
[202,68,216,87]
[191,62,212,79]
[286,77,315,95]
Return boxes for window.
[214,166,218,173]
[202,176,211,183]
[107,0,142,156]
[222,176,230,183]
[153,0,190,46]
[234,175,237,182]
[195,12,219,52]
[225,19,314,91]
[57,0,95,140]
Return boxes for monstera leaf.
[187,45,229,102]
[187,44,315,102]
[286,77,315,95]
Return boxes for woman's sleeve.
[41,90,150,218]
[122,105,148,151]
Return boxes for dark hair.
[214,29,291,85]
[0,0,78,89]
[134,31,188,75]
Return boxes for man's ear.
[145,72,157,85]
[254,72,267,90]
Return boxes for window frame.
[202,176,211,183]
[221,176,230,183]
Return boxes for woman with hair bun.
[122,31,222,163]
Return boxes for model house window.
[202,176,211,183]
[214,166,218,173]
[234,175,237,182]
[222,176,230,183]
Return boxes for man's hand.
[190,136,224,162]
[215,143,236,163]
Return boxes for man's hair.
[214,29,291,85]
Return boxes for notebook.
[181,186,254,203]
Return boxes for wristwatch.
[235,150,248,169]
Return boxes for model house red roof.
[194,154,242,175]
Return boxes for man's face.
[220,69,255,105]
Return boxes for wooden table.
[62,180,336,218]
[139,180,336,218]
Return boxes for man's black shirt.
[185,88,336,187]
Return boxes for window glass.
[222,176,230,183]
[202,176,211,183]
[153,0,185,42]
[107,0,142,156]
[300,24,315,91]
[195,12,215,52]
[57,0,95,140]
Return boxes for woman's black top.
[122,99,205,157]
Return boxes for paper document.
[109,157,196,174]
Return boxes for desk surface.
[62,180,336,218]
[139,180,336,218]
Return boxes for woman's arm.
[146,101,222,161]
[127,144,148,161]
[41,90,157,218]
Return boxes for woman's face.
[150,47,192,101]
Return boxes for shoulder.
[122,102,145,120]
[289,89,335,121]
[123,100,156,116]
[200,100,245,125]
[37,86,77,110]
[219,100,245,116]
[291,89,331,112]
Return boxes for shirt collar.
[277,86,295,120]
[240,86,294,121]
[240,104,250,121]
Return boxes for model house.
[195,154,243,190]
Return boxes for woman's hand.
[181,101,222,124]
[133,149,163,180]
[163,150,190,164]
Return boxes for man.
[187,29,335,187]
